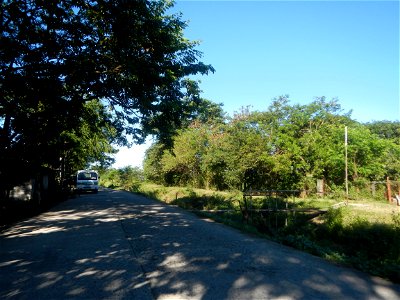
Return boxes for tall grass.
[278,206,400,282]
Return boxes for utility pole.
[345,126,349,199]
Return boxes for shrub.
[322,207,345,237]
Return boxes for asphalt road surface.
[1,189,400,299]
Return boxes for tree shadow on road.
[0,190,152,299]
[1,189,399,299]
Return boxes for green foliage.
[323,207,346,235]
[302,206,400,281]
[100,166,144,191]
[63,100,120,171]
[393,211,400,229]
[131,183,240,211]
[365,121,400,145]
[1,0,214,198]
[144,96,400,195]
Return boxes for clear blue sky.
[173,0,399,122]
[113,0,399,168]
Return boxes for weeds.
[313,206,400,282]
[393,211,400,229]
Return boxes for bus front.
[76,170,99,193]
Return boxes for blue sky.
[113,0,399,168]
[173,0,399,122]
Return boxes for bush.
[100,167,144,190]
[321,207,345,237]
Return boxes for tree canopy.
[1,0,214,196]
[144,96,400,193]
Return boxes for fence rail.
[242,189,302,197]
[239,189,348,228]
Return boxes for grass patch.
[279,205,400,283]
[136,183,241,209]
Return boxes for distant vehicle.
[76,170,99,193]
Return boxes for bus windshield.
[77,172,98,180]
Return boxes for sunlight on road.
[3,203,124,239]
[39,210,79,221]
[4,225,67,238]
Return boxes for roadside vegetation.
[100,100,400,282]
[144,98,400,193]
[100,164,400,283]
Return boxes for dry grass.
[136,183,241,205]
[345,200,400,225]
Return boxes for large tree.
[1,0,214,195]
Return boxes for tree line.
[1,0,213,201]
[2,0,398,202]
[143,96,400,194]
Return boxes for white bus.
[76,170,99,193]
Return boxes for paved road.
[1,189,400,299]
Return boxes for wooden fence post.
[317,179,324,197]
[386,177,392,203]
[371,181,376,197]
